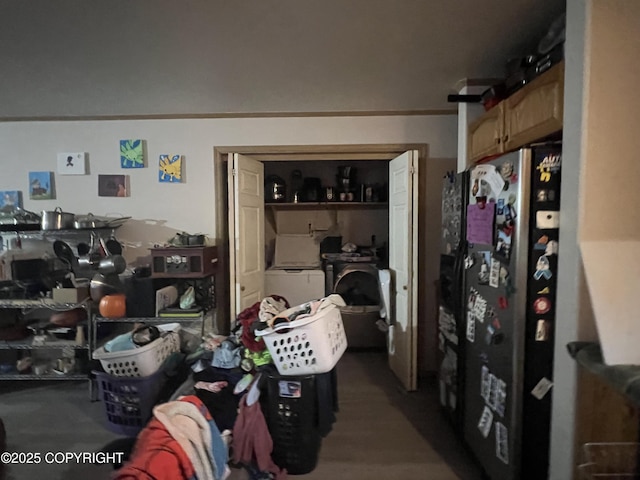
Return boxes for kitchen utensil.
[77,242,91,256]
[105,238,123,255]
[97,255,127,275]
[90,272,123,302]
[53,240,78,271]
[265,175,287,203]
[104,216,131,228]
[74,213,108,229]
[41,207,75,230]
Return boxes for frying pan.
[53,240,78,272]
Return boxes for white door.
[388,150,419,391]
[228,153,265,322]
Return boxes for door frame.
[214,144,428,382]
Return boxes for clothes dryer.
[324,260,389,349]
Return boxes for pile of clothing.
[114,295,341,480]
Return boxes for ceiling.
[0,0,566,117]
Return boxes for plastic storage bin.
[256,303,347,376]
[578,442,640,479]
[94,367,168,436]
[262,371,322,475]
[93,323,181,377]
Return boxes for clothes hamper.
[262,371,322,475]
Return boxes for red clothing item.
[112,417,196,480]
[232,396,286,480]
[113,397,209,480]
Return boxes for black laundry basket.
[262,372,322,475]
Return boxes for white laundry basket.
[93,323,181,377]
[256,302,348,376]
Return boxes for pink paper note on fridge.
[467,203,495,245]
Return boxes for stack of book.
[158,307,203,318]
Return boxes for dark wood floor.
[1,350,484,480]
[229,350,484,479]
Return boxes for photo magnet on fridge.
[478,406,494,438]
[477,251,491,285]
[495,422,509,465]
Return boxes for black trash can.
[262,372,322,475]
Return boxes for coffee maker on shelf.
[336,166,357,202]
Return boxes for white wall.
[549,1,594,479]
[0,115,457,266]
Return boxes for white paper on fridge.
[466,203,495,245]
[536,210,560,229]
[472,165,506,198]
[531,377,554,400]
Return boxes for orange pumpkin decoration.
[99,294,127,318]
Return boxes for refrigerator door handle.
[452,240,467,314]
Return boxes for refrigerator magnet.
[472,295,488,323]
[466,311,476,342]
[489,257,500,288]
[536,189,556,202]
[478,406,494,438]
[533,297,552,315]
[464,253,476,269]
[481,365,491,401]
[485,325,495,345]
[545,240,559,256]
[531,377,554,400]
[488,374,499,410]
[495,422,510,465]
[533,255,553,280]
[494,379,507,417]
[533,234,549,250]
[536,210,560,229]
[535,320,551,341]
[499,161,514,181]
[498,296,508,309]
[471,164,505,198]
[496,229,512,260]
[478,252,491,285]
[537,286,550,295]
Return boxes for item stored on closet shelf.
[255,295,348,376]
[93,323,181,377]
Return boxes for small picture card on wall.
[57,152,87,175]
[29,171,55,200]
[0,191,23,211]
[120,139,145,168]
[159,154,183,183]
[98,174,129,197]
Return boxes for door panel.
[231,153,265,320]
[388,150,418,391]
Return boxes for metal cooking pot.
[41,207,75,230]
[74,213,108,229]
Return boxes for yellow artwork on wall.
[159,154,183,183]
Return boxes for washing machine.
[265,235,325,307]
[324,259,390,349]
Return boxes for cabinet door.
[468,103,504,163]
[503,61,564,151]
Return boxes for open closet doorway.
[214,144,431,392]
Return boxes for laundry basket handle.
[255,308,332,336]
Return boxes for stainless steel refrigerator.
[461,144,561,480]
[437,170,469,433]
